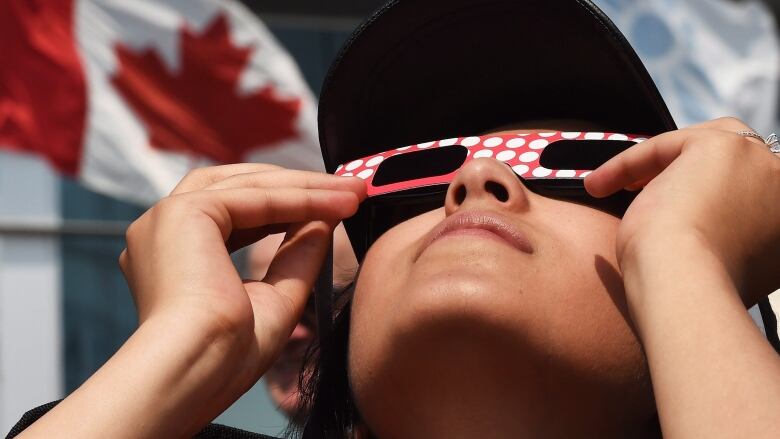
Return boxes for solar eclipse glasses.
[334,131,647,260]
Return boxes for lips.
[418,210,534,257]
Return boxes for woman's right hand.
[21,164,365,439]
[121,162,366,385]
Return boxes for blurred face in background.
[251,224,357,418]
[347,127,658,438]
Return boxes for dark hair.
[286,287,369,438]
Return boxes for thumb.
[244,220,333,366]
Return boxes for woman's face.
[348,131,657,438]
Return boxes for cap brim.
[319,0,676,172]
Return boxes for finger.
[225,224,287,254]
[203,169,367,195]
[246,221,334,358]
[625,177,652,191]
[685,116,753,133]
[247,233,286,279]
[174,187,363,240]
[170,163,283,195]
[262,221,332,311]
[584,130,698,197]
[684,117,768,147]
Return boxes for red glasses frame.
[334,131,647,197]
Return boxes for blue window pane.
[60,179,142,392]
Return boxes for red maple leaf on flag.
[111,14,301,164]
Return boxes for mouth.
[417,210,534,259]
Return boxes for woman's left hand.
[587,118,780,439]
[585,117,780,306]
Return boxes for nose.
[444,158,531,216]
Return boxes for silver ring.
[737,130,780,153]
[765,133,780,153]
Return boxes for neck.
[353,318,659,439]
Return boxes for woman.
[12,118,780,439]
[11,0,780,437]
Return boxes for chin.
[405,242,531,306]
[349,277,656,439]
[350,269,553,432]
[350,305,653,439]
[349,306,541,438]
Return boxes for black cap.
[318,0,677,173]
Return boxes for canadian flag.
[0,0,323,205]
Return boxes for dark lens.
[368,188,446,242]
[345,187,446,261]
[539,139,635,170]
[373,145,468,186]
[528,139,637,216]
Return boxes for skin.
[17,118,780,438]
[350,156,656,438]
[589,118,780,438]
[253,225,356,418]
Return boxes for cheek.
[350,208,444,319]
[532,205,640,372]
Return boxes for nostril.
[485,181,509,202]
[454,185,467,204]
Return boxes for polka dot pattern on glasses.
[495,150,516,162]
[532,167,553,177]
[512,164,530,175]
[519,151,539,162]
[460,137,481,147]
[345,160,363,171]
[333,133,645,191]
[555,169,577,178]
[585,132,605,140]
[483,137,504,147]
[357,169,374,179]
[506,138,526,148]
[365,156,384,167]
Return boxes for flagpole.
[0,218,129,237]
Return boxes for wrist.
[109,313,256,437]
[619,229,711,277]
[620,233,780,439]
[619,227,765,308]
[24,312,258,439]
[135,311,260,404]
[619,230,740,332]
